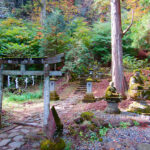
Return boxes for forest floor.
[1,71,150,150]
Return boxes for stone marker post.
[82,77,96,103]
[50,77,59,101]
[43,64,50,132]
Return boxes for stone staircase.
[74,77,86,94]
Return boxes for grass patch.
[4,90,43,102]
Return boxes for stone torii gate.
[0,53,64,131]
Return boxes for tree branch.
[122,10,134,36]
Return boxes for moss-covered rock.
[40,138,65,150]
[51,106,63,137]
[126,101,150,115]
[80,112,94,121]
[40,139,55,150]
[54,138,66,150]
[82,93,96,103]
[50,91,59,101]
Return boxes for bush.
[0,18,41,57]
[123,54,148,70]
[5,90,42,102]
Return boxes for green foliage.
[130,13,150,50]
[62,41,92,74]
[123,54,148,70]
[90,21,134,64]
[120,121,131,128]
[5,90,42,102]
[12,1,33,19]
[40,138,66,150]
[80,112,94,121]
[99,127,109,137]
[90,132,98,141]
[133,120,140,126]
[40,10,68,57]
[90,21,111,64]
[0,18,41,57]
[79,131,83,137]
[64,141,72,150]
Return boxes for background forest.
[0,0,149,75]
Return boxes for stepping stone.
[9,141,24,149]
[27,123,39,126]
[13,135,24,141]
[0,139,11,147]
[15,126,23,129]
[10,129,19,133]
[20,129,29,134]
[32,142,40,148]
[0,133,8,139]
[8,132,20,138]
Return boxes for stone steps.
[74,78,86,94]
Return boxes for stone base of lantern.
[104,102,120,114]
[82,93,96,103]
[50,91,60,101]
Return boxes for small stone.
[8,132,20,138]
[28,123,39,126]
[13,135,24,141]
[74,117,83,124]
[9,141,24,149]
[137,143,150,150]
[32,142,40,148]
[20,129,29,134]
[15,126,23,129]
[91,118,103,127]
[10,129,19,133]
[0,139,11,147]
[32,128,41,133]
[0,133,8,139]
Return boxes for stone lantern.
[50,77,59,101]
[104,82,121,114]
[89,68,94,76]
[82,77,96,103]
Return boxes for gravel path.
[1,94,150,150]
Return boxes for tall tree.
[111,0,133,95]
[40,0,46,25]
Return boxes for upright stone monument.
[82,77,96,103]
[50,77,59,101]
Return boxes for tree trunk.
[111,0,125,95]
[40,0,46,25]
[0,65,3,128]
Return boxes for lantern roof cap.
[50,76,57,81]
[86,77,94,82]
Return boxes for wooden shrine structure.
[0,53,64,131]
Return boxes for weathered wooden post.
[43,63,50,131]
[0,64,3,128]
[82,77,96,103]
[50,77,59,101]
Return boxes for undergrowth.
[4,90,42,102]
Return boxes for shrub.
[80,112,94,121]
[0,18,41,57]
[5,90,42,102]
[123,54,148,70]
